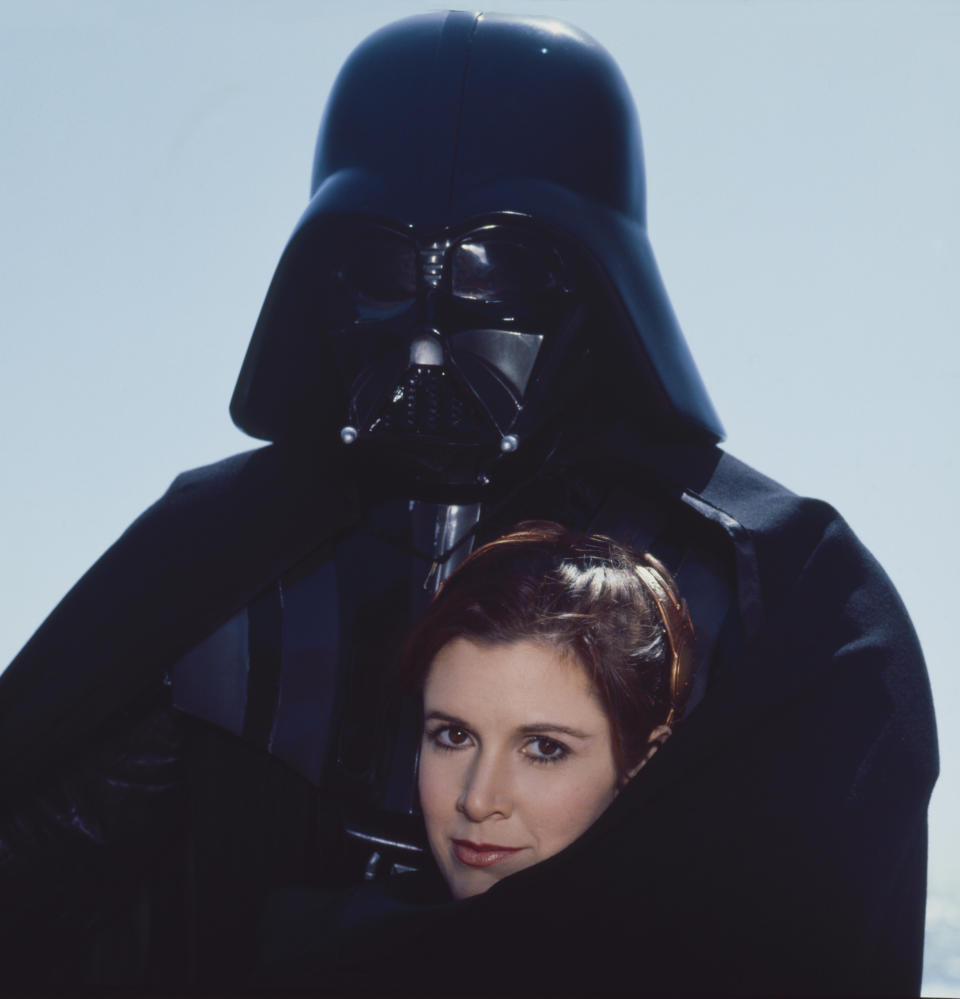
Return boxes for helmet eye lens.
[333,224,570,323]
[337,227,417,316]
[451,235,562,305]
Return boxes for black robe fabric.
[0,440,938,994]
[0,445,358,985]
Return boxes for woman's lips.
[452,839,524,868]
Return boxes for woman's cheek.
[418,749,455,821]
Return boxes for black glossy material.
[321,219,577,484]
[231,11,723,448]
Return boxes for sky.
[1,1,958,991]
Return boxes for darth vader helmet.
[230,12,723,485]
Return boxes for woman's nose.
[457,752,513,822]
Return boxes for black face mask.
[324,219,586,486]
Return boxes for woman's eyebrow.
[423,709,470,727]
[423,713,591,740]
[517,723,592,739]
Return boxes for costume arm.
[0,686,186,983]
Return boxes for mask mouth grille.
[368,365,487,440]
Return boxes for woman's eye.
[524,736,569,763]
[429,725,473,750]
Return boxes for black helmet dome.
[231,11,724,445]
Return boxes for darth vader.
[0,12,937,994]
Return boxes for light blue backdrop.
[2,2,957,991]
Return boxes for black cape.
[0,440,938,994]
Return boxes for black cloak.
[0,437,937,994]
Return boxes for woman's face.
[418,637,620,900]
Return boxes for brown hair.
[399,521,695,777]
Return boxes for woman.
[261,522,694,987]
[403,520,694,901]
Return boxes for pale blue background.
[1,1,957,991]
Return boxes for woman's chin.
[444,860,511,900]
[449,871,500,900]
